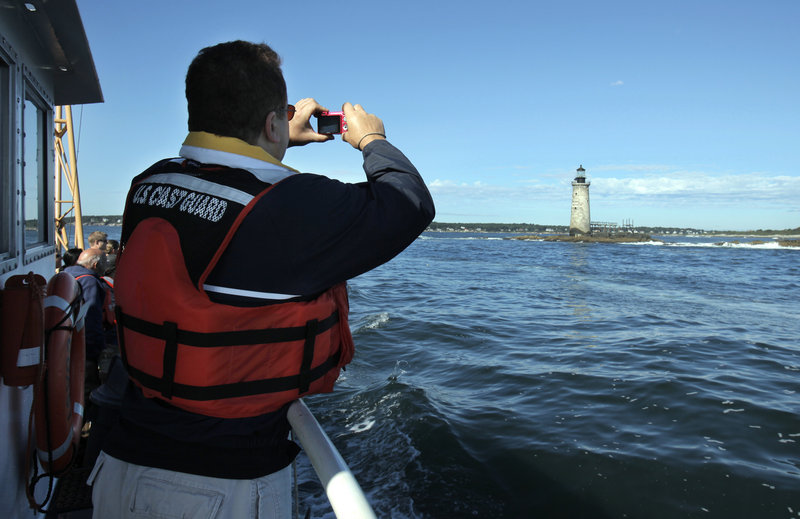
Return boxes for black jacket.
[103,138,434,478]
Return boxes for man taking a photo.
[88,40,434,518]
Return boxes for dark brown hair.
[186,41,287,143]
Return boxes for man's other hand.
[289,98,334,147]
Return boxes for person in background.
[105,239,119,256]
[83,244,123,471]
[88,40,434,518]
[104,239,120,278]
[87,230,108,250]
[64,248,110,398]
[58,247,83,272]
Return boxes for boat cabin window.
[23,86,50,249]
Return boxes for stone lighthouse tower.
[569,165,591,235]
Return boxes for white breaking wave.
[623,240,800,250]
[663,241,799,250]
[365,312,390,329]
[354,312,390,334]
[347,418,376,433]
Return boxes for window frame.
[0,42,16,274]
[21,66,55,265]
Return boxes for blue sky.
[74,0,799,231]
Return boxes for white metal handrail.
[287,400,377,519]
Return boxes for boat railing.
[287,399,377,519]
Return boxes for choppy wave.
[352,312,390,333]
[659,240,800,250]
[296,232,800,518]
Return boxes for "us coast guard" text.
[132,184,227,222]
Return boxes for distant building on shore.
[569,165,591,235]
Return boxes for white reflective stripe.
[44,295,71,313]
[180,145,296,185]
[74,401,84,418]
[17,346,41,367]
[144,173,254,206]
[38,426,73,463]
[202,283,299,301]
[75,298,89,330]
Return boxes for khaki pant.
[88,451,291,518]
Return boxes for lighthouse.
[569,165,591,235]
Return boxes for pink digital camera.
[317,111,347,134]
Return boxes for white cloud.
[610,80,624,86]
[428,166,799,228]
[590,172,800,206]
[429,168,800,212]
[428,179,561,201]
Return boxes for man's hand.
[342,103,386,151]
[289,98,334,147]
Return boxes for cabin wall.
[1,9,58,518]
[0,386,40,517]
[0,15,58,282]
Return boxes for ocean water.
[84,226,800,518]
[297,232,799,519]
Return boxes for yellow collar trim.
[182,131,296,171]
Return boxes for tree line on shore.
[426,222,800,236]
[70,216,799,236]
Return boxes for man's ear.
[263,111,280,143]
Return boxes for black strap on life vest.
[117,310,338,347]
[115,305,128,367]
[117,309,340,401]
[299,319,318,394]
[123,351,341,402]
[162,321,179,399]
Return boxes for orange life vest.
[114,161,354,418]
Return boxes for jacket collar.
[179,132,298,184]
[64,264,97,277]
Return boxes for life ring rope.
[25,273,86,512]
[43,291,83,336]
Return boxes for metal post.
[54,105,84,254]
[287,400,376,519]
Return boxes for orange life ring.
[33,272,85,474]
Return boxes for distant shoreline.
[425,223,800,237]
[73,217,800,242]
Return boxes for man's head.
[186,41,288,148]
[77,248,108,275]
[88,231,108,250]
[106,239,119,255]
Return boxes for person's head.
[88,231,108,250]
[106,239,119,255]
[186,41,289,154]
[62,247,83,268]
[77,248,107,275]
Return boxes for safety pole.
[54,105,84,255]
[287,400,376,519]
